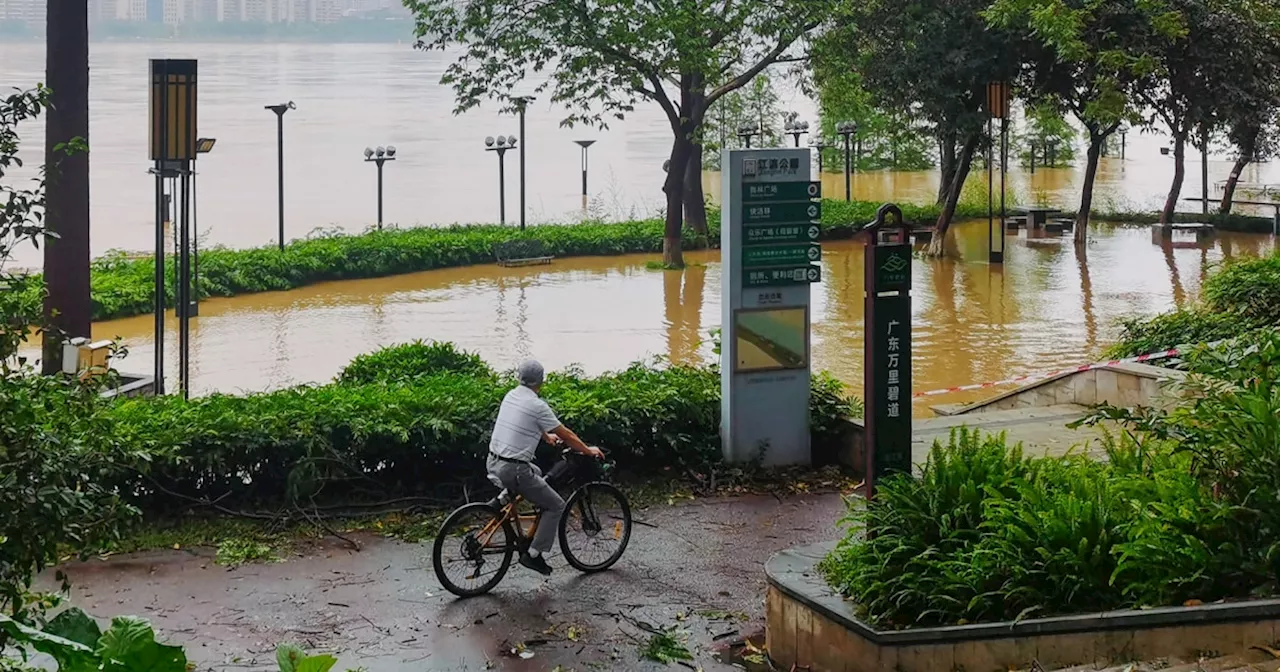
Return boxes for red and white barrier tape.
[912,348,1182,399]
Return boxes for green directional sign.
[744,264,822,287]
[744,224,821,245]
[743,243,821,268]
[742,201,822,225]
[743,181,821,203]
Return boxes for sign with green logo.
[744,264,821,287]
[873,245,911,291]
[743,243,821,268]
[744,224,820,245]
[743,181,821,203]
[742,201,821,225]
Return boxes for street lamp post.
[485,135,517,225]
[513,95,534,231]
[1119,125,1128,161]
[574,140,596,201]
[810,137,830,173]
[987,80,1011,264]
[264,100,295,252]
[1200,124,1210,215]
[363,145,397,229]
[1046,139,1058,168]
[836,121,857,201]
[736,123,761,149]
[189,137,216,319]
[784,119,810,148]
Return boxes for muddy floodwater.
[77,221,1275,408]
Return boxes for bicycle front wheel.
[432,502,516,597]
[558,482,632,573]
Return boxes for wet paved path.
[52,493,848,671]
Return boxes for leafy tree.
[0,88,137,639]
[1214,4,1280,213]
[816,0,1022,256]
[987,0,1172,242]
[1011,104,1077,168]
[406,0,833,267]
[1128,0,1279,225]
[811,65,934,172]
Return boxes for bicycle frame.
[476,496,540,551]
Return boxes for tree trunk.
[684,146,708,242]
[1075,135,1103,244]
[663,132,693,268]
[42,0,92,374]
[926,131,979,257]
[937,130,958,205]
[1161,133,1187,225]
[1219,156,1249,215]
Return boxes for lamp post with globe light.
[836,121,858,201]
[485,135,517,225]
[784,119,810,147]
[363,145,396,229]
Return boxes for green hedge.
[1109,251,1280,357]
[822,332,1280,628]
[108,342,860,512]
[18,199,987,323]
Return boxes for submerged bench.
[1152,222,1215,243]
[1046,218,1075,233]
[494,239,555,267]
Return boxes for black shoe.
[519,553,552,576]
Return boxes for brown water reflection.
[79,221,1273,410]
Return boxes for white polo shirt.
[489,384,561,462]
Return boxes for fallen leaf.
[1183,599,1203,607]
[567,625,582,641]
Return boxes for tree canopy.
[407,0,834,266]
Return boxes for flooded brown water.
[80,221,1275,408]
[3,41,1279,269]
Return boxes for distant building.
[0,0,45,24]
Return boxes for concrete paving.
[50,492,850,672]
[913,404,1115,464]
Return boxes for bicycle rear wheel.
[432,503,516,597]
[558,482,632,573]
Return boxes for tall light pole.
[837,121,857,201]
[1200,124,1210,215]
[485,134,517,225]
[513,95,534,231]
[784,118,809,147]
[987,81,1010,264]
[1119,124,1129,161]
[264,100,295,252]
[736,123,761,149]
[363,145,397,229]
[810,136,830,173]
[190,137,216,319]
[574,139,596,204]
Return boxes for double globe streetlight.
[485,135,518,226]
[363,145,396,229]
[784,119,810,147]
[836,121,858,201]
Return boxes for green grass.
[19,198,984,323]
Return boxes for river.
[2,42,1278,405]
[2,41,1279,268]
[78,221,1274,407]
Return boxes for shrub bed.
[820,332,1280,629]
[17,199,990,323]
[1109,251,1280,357]
[108,342,860,513]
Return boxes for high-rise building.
[0,0,46,24]
[312,0,339,23]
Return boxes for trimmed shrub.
[108,347,860,512]
[18,199,986,323]
[337,340,493,384]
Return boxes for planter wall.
[766,542,1280,672]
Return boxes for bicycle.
[431,449,633,597]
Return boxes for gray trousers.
[487,455,565,554]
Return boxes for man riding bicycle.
[487,359,604,576]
